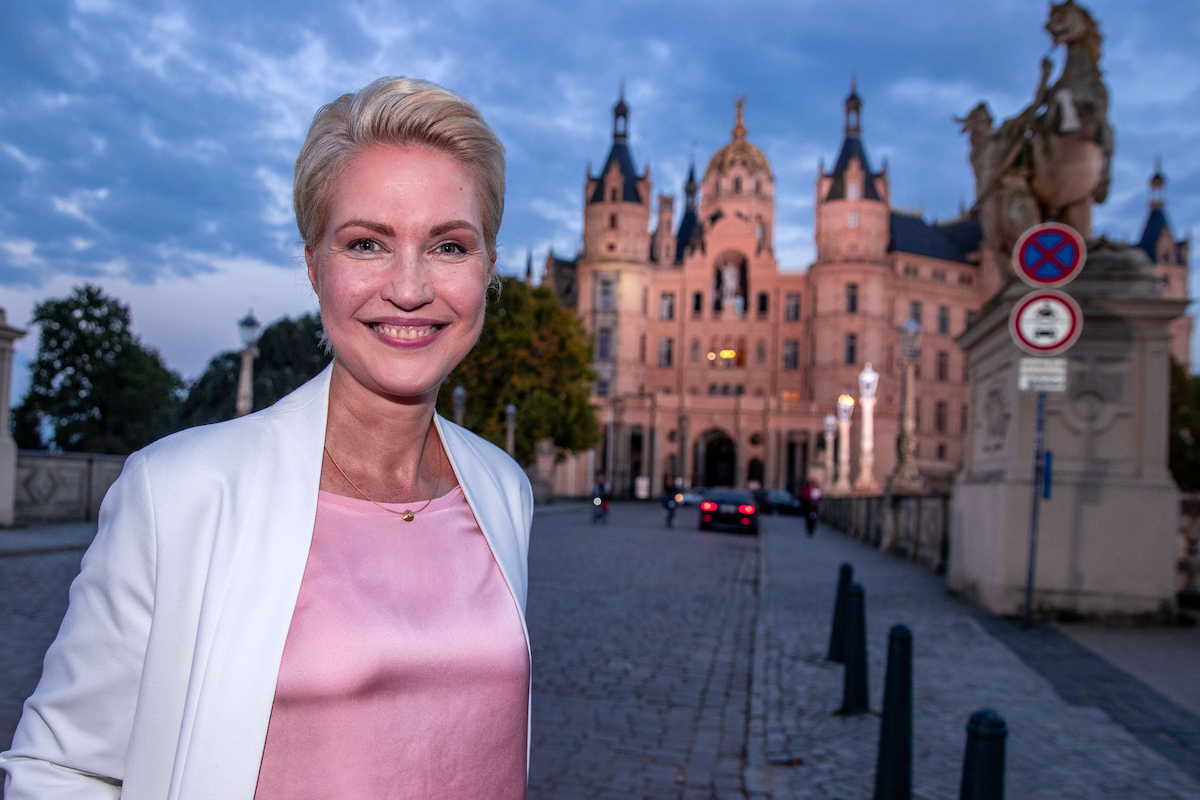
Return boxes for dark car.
[753,488,804,515]
[699,489,759,534]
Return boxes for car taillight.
[700,501,718,511]
[739,504,756,514]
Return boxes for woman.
[0,77,532,799]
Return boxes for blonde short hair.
[293,77,506,262]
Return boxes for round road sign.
[1012,222,1087,288]
[1008,290,1083,356]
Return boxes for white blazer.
[0,367,534,799]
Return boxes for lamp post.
[823,413,837,491]
[854,363,880,494]
[235,310,261,418]
[452,385,467,427]
[505,403,517,457]
[834,393,855,495]
[888,319,923,494]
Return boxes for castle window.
[935,401,947,433]
[692,291,703,316]
[598,279,614,310]
[597,328,613,360]
[848,183,860,201]
[691,339,700,362]
[931,269,946,282]
[596,380,609,397]
[903,264,919,277]
[783,340,799,370]
[959,273,974,286]
[785,292,801,321]
[844,333,857,365]
[755,179,762,195]
[962,403,969,433]
[846,284,858,314]
[657,337,674,367]
[734,177,742,194]
[909,300,923,324]
[609,213,618,230]
[848,211,859,229]
[708,384,718,395]
[610,187,618,202]
[938,305,950,334]
[757,292,769,316]
[642,287,648,315]
[937,443,946,460]
[965,309,977,328]
[756,340,766,363]
[936,351,949,381]
[659,292,676,321]
[639,334,646,363]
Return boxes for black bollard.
[874,625,913,800]
[959,709,1007,800]
[828,563,854,663]
[838,583,869,715]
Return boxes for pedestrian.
[801,478,822,536]
[592,473,609,524]
[661,488,678,527]
[1,77,532,799]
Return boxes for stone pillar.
[678,412,690,489]
[835,415,853,494]
[0,310,27,526]
[855,396,879,493]
[649,396,663,498]
[888,360,922,494]
[822,416,836,492]
[949,244,1186,615]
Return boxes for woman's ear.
[305,244,320,293]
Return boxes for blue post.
[828,563,854,663]
[874,625,913,800]
[838,583,869,716]
[959,709,1007,800]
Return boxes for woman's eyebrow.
[428,220,480,238]
[335,219,395,236]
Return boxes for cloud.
[50,188,110,227]
[2,144,40,172]
[0,238,43,268]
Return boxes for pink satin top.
[253,486,529,800]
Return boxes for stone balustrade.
[14,451,127,524]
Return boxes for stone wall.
[1181,494,1200,607]
[15,451,127,524]
[820,494,952,574]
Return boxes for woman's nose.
[380,250,434,309]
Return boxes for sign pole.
[1023,391,1047,628]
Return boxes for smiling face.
[307,144,493,405]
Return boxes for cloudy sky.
[3,0,1198,404]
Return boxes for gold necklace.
[322,430,442,522]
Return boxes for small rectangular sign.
[1018,357,1068,392]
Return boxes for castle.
[541,86,1191,499]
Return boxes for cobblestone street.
[4,505,1200,799]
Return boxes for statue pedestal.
[949,243,1186,616]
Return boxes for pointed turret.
[676,160,700,264]
[588,89,646,205]
[824,78,881,202]
[1138,161,1185,266]
[845,73,862,137]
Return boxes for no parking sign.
[1009,289,1083,357]
[1012,222,1087,289]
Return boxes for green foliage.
[436,278,599,465]
[12,284,183,454]
[178,312,331,429]
[1170,358,1200,492]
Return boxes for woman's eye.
[436,242,467,256]
[348,239,379,253]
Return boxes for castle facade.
[541,87,1190,499]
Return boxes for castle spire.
[613,83,629,142]
[732,96,748,142]
[845,74,862,137]
[684,158,698,212]
[1150,157,1166,210]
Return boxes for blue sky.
[3,0,1198,404]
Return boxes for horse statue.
[960,0,1114,270]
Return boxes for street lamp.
[854,363,880,494]
[452,385,467,427]
[834,393,855,494]
[505,403,517,456]
[823,413,837,491]
[235,310,261,418]
[888,319,923,494]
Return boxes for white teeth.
[372,323,439,340]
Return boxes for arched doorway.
[699,429,736,487]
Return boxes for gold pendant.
[401,510,415,522]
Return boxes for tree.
[1170,358,1200,492]
[12,284,183,454]
[436,278,599,466]
[177,312,331,429]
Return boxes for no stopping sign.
[1009,290,1083,356]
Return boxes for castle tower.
[583,92,652,263]
[1137,163,1192,365]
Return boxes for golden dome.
[704,98,772,179]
